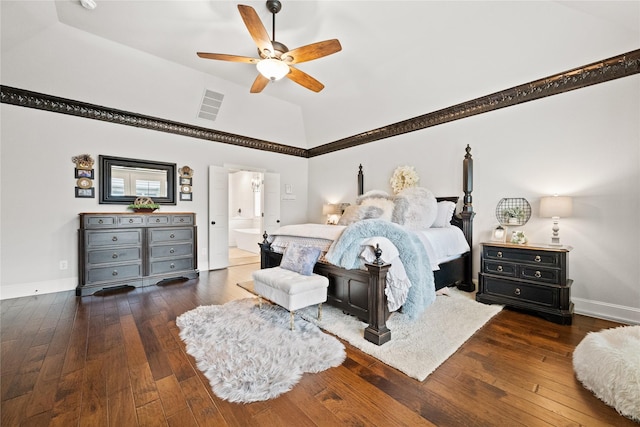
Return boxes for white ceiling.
[2,1,639,147]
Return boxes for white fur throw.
[338,205,384,225]
[392,187,438,229]
[572,325,640,422]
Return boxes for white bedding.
[268,223,470,312]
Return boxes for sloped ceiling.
[2,1,638,148]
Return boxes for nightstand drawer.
[484,261,517,277]
[484,246,559,267]
[483,277,555,307]
[519,265,560,285]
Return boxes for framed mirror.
[99,155,176,205]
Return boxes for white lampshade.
[256,58,289,81]
[322,204,341,215]
[540,196,573,218]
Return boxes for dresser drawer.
[85,230,142,248]
[484,261,517,277]
[87,247,142,265]
[117,215,146,227]
[484,246,559,267]
[149,257,194,275]
[149,243,193,260]
[483,277,556,307]
[148,227,193,244]
[83,215,117,228]
[146,215,171,226]
[172,214,194,225]
[86,263,142,284]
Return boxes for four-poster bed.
[259,145,475,345]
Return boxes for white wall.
[308,76,640,325]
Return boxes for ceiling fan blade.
[250,74,270,93]
[197,52,258,64]
[281,39,342,64]
[286,66,325,92]
[237,5,274,56]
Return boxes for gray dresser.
[77,212,199,296]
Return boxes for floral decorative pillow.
[280,242,321,276]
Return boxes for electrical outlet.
[59,260,68,270]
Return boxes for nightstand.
[476,242,573,324]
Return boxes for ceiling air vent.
[198,89,224,122]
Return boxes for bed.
[259,145,475,345]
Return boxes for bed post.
[364,245,391,345]
[358,164,364,196]
[459,145,475,291]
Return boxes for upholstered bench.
[252,266,329,330]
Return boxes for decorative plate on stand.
[496,198,531,226]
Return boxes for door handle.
[211,221,215,225]
[276,220,280,223]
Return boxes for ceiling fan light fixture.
[256,58,289,81]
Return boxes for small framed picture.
[491,225,507,242]
[180,177,192,185]
[75,187,95,198]
[75,168,94,179]
[180,192,192,201]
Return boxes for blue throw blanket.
[324,219,435,319]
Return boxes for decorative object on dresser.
[540,195,573,245]
[72,154,95,198]
[128,196,159,213]
[496,197,531,226]
[179,165,193,201]
[476,242,573,324]
[77,212,199,296]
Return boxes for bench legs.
[257,297,323,331]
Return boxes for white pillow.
[431,201,456,228]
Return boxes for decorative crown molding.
[2,49,638,158]
[0,86,308,158]
[308,49,640,157]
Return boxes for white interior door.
[263,172,281,234]
[208,166,229,270]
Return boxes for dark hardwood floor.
[1,262,635,426]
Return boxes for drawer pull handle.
[497,265,503,272]
[155,218,160,223]
[534,255,541,262]
[98,219,104,224]
[170,248,175,254]
[170,234,175,239]
[112,270,118,276]
[170,263,175,269]
[514,288,521,296]
[497,251,503,258]
[179,218,185,222]
[112,253,118,259]
[535,271,542,278]
[129,219,134,223]
[112,236,118,242]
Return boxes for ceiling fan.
[197,0,342,93]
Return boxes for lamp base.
[549,236,561,246]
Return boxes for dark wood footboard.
[259,239,392,345]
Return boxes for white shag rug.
[176,299,345,403]
[573,325,640,422]
[299,287,503,381]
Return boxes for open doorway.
[228,170,262,266]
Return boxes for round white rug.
[572,325,640,422]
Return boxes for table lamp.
[322,204,342,225]
[539,195,573,246]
